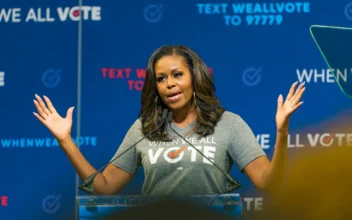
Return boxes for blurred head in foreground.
[255,110,352,219]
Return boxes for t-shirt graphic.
[110,111,266,196]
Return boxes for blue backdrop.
[1,0,352,219]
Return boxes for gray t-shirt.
[110,111,266,196]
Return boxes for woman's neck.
[171,105,197,128]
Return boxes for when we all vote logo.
[0,6,101,23]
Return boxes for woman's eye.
[157,76,165,82]
[174,72,182,78]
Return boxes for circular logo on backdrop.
[242,67,262,86]
[144,5,163,23]
[345,3,352,21]
[42,195,61,214]
[42,68,62,88]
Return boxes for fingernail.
[35,94,38,97]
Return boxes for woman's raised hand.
[33,94,75,142]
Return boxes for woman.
[33,45,305,196]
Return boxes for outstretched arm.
[33,95,134,195]
[59,137,134,195]
[243,81,305,192]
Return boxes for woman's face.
[154,54,193,114]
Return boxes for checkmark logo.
[42,68,62,88]
[168,146,187,159]
[242,67,261,86]
[323,133,335,144]
[345,3,352,21]
[144,5,163,23]
[42,195,61,214]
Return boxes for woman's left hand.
[276,81,305,132]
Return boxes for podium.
[76,193,242,219]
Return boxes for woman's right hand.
[33,94,75,143]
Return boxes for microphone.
[166,112,241,193]
[78,109,169,195]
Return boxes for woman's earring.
[193,92,197,106]
[155,96,159,103]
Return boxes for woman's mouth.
[167,92,182,102]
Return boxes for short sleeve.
[110,119,142,175]
[226,114,266,172]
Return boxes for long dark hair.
[139,45,225,141]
